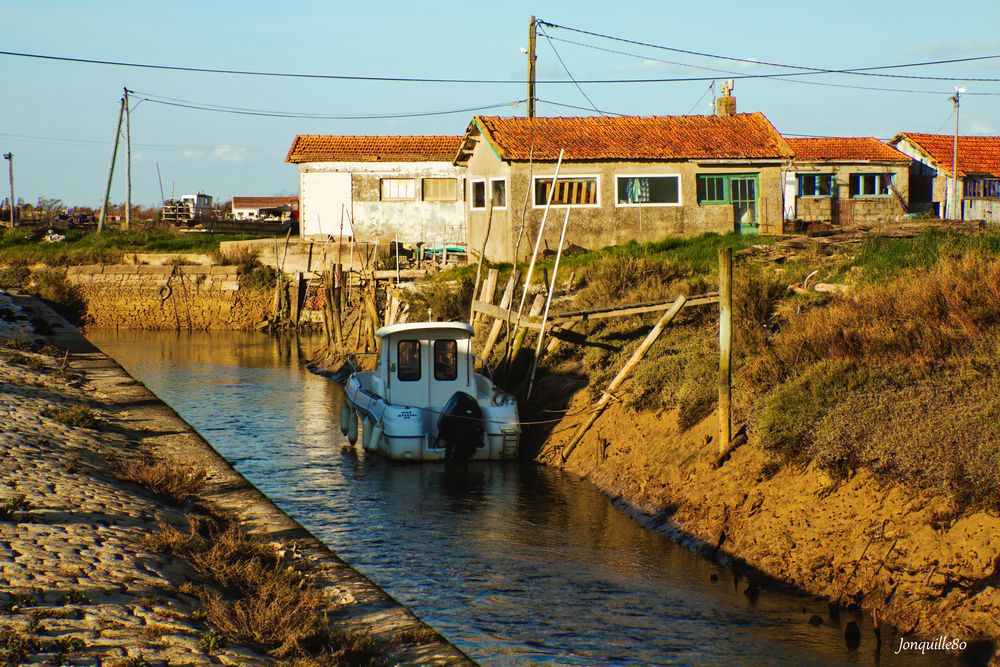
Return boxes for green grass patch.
[0,227,266,266]
[43,405,101,429]
[842,227,1000,282]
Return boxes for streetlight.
[950,86,966,221]
[2,153,12,229]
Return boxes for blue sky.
[3,0,999,207]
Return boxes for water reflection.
[87,330,957,667]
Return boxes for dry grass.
[43,405,101,429]
[115,455,207,504]
[142,513,382,662]
[746,256,1000,510]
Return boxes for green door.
[731,176,758,234]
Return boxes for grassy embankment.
[411,226,1000,514]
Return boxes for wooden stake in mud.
[526,207,571,400]
[560,295,687,463]
[718,247,733,454]
[481,272,517,361]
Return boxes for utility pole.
[3,153,13,229]
[99,95,125,233]
[527,16,537,118]
[950,87,965,221]
[124,86,132,231]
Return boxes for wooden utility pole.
[98,96,125,233]
[124,87,132,230]
[718,247,733,453]
[3,153,13,229]
[527,16,537,118]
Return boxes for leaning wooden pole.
[98,96,125,233]
[561,295,687,463]
[718,247,733,454]
[526,207,571,400]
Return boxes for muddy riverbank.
[531,363,999,666]
[0,290,471,666]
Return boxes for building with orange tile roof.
[889,133,1000,222]
[785,137,911,227]
[285,135,465,241]
[231,196,298,221]
[454,110,793,262]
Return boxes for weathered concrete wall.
[794,163,909,226]
[66,265,272,330]
[464,140,783,262]
[298,161,466,243]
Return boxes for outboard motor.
[437,391,484,461]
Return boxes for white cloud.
[182,148,206,160]
[906,38,1000,57]
[211,145,249,163]
[969,119,997,135]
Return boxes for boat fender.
[367,421,384,451]
[438,391,484,462]
[347,409,359,445]
[339,402,351,436]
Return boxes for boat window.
[434,339,457,381]
[397,340,421,381]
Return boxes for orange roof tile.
[232,196,298,209]
[466,113,794,162]
[786,137,909,163]
[891,132,1000,178]
[285,135,463,163]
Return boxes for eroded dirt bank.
[532,373,999,665]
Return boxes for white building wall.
[297,161,466,243]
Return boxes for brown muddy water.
[87,329,960,667]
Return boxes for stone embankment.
[65,265,272,330]
[0,289,473,666]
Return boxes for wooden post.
[560,295,688,462]
[718,247,733,453]
[290,271,303,326]
[527,207,571,400]
[98,96,125,233]
[481,272,517,361]
[505,294,545,381]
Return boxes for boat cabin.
[372,322,475,408]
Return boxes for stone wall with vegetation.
[66,265,273,330]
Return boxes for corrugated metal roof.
[891,132,1000,178]
[465,112,794,161]
[285,135,463,163]
[786,137,910,163]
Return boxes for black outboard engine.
[437,391,484,461]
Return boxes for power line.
[537,24,606,116]
[686,83,714,115]
[545,35,1000,96]
[6,47,1000,86]
[537,20,1000,83]
[536,98,625,116]
[132,91,525,119]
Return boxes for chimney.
[716,79,736,116]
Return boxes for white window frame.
[381,178,416,201]
[489,178,508,210]
[531,174,602,209]
[613,174,682,208]
[470,179,487,210]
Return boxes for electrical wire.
[685,83,714,115]
[132,91,526,120]
[536,98,625,116]
[537,23,606,116]
[545,35,1000,96]
[537,20,1000,83]
[6,46,1000,86]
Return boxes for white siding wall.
[300,172,353,237]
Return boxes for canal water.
[88,330,956,667]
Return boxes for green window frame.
[696,174,759,205]
[697,175,727,204]
[798,174,835,198]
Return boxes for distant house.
[889,132,1000,223]
[454,107,793,262]
[231,196,298,221]
[784,137,911,227]
[284,135,465,242]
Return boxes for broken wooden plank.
[560,295,688,463]
[471,293,718,330]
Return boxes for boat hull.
[343,372,519,461]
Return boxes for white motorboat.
[341,321,520,461]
